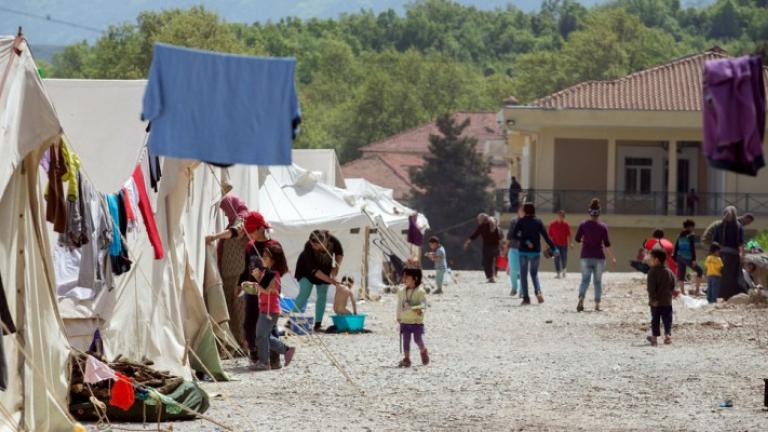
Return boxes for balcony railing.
[496,189,768,216]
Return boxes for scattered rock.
[728,293,751,305]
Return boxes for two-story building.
[500,48,768,272]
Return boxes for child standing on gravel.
[396,268,429,367]
[705,243,724,304]
[646,249,676,346]
[426,237,447,294]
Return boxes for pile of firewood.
[69,353,184,403]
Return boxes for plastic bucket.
[331,314,367,332]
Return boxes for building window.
[625,157,652,194]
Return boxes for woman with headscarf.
[293,230,345,331]
[713,206,746,299]
[464,213,503,283]
[205,192,250,348]
[207,210,286,368]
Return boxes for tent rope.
[130,264,259,432]
[0,321,77,427]
[0,399,20,432]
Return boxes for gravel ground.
[107,271,768,431]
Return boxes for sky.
[2,0,714,46]
[3,0,604,46]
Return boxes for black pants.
[482,245,498,280]
[720,252,746,300]
[650,305,673,337]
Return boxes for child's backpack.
[675,234,694,260]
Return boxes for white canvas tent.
[345,178,429,291]
[0,35,76,432]
[253,164,371,301]
[43,79,250,381]
[291,149,346,188]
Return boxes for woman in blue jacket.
[511,202,559,305]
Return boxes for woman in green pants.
[293,230,344,331]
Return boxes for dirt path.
[109,271,768,431]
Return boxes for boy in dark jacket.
[673,219,703,296]
[647,249,677,346]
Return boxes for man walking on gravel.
[465,213,502,283]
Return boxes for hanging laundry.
[147,150,162,193]
[55,177,113,300]
[703,56,766,176]
[121,187,137,230]
[0,274,14,392]
[116,193,128,237]
[106,194,122,257]
[76,178,114,293]
[142,43,300,166]
[110,193,132,275]
[109,372,135,411]
[123,178,141,232]
[132,166,164,260]
[62,171,91,248]
[60,138,81,202]
[407,213,424,247]
[45,143,68,233]
[84,355,116,384]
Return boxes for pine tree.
[410,115,493,268]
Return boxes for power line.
[0,5,104,34]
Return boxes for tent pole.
[362,227,370,300]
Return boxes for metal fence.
[496,189,768,216]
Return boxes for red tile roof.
[527,49,768,111]
[361,112,504,154]
[341,154,417,201]
[343,112,509,201]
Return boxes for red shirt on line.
[548,220,571,247]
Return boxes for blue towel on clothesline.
[142,43,300,166]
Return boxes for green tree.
[411,115,492,232]
[708,0,744,39]
[562,9,680,82]
[50,41,93,78]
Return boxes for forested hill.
[47,0,767,162]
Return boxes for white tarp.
[0,35,73,432]
[291,149,346,189]
[255,164,371,301]
[45,79,147,193]
[345,178,429,290]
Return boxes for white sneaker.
[555,273,561,279]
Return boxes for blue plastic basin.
[331,314,367,332]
